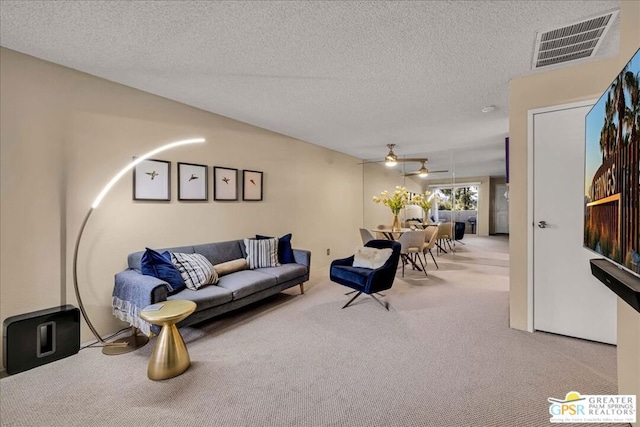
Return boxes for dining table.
[373,223,449,254]
[371,228,413,241]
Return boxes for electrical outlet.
[326,248,330,256]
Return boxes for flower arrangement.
[372,186,409,215]
[412,190,432,214]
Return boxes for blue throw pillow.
[256,233,295,264]
[141,248,186,293]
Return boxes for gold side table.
[140,300,197,381]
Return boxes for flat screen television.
[584,47,640,279]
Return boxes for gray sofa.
[112,239,311,335]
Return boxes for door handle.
[538,221,548,228]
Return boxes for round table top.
[140,300,197,324]
[371,227,413,233]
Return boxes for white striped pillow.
[244,238,280,269]
[171,252,218,290]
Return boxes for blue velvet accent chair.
[329,239,401,310]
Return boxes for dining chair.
[437,222,454,255]
[397,230,427,277]
[359,228,375,245]
[422,226,439,269]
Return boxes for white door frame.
[494,184,509,234]
[526,99,596,333]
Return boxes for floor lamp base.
[102,328,149,356]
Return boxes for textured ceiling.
[0,1,620,178]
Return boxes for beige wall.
[509,0,640,418]
[0,48,364,368]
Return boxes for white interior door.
[495,184,509,234]
[531,101,616,344]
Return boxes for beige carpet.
[0,236,627,427]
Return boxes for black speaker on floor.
[3,305,80,375]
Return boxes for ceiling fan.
[380,144,431,166]
[361,144,429,165]
[361,144,448,178]
[403,160,449,178]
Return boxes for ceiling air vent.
[532,9,618,69]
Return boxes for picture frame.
[213,166,238,201]
[133,158,170,201]
[178,162,208,201]
[242,170,263,201]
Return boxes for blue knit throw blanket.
[112,270,165,336]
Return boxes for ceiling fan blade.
[357,160,385,165]
[358,159,428,165]
[403,169,449,177]
[399,158,429,163]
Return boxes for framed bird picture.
[214,166,238,201]
[178,162,208,201]
[242,170,263,201]
[133,158,171,201]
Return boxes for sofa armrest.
[293,249,311,269]
[112,269,169,336]
[114,269,169,304]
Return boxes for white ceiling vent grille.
[532,9,618,69]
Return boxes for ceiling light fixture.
[403,160,448,177]
[481,105,496,113]
[384,144,398,167]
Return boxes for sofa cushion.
[331,266,370,289]
[167,285,233,311]
[171,252,218,290]
[244,238,280,269]
[256,233,295,264]
[255,264,308,283]
[140,248,186,293]
[193,240,246,266]
[216,270,277,299]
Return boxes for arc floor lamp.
[73,138,205,355]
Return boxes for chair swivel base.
[345,290,385,297]
[342,291,389,311]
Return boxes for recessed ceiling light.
[481,105,496,113]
